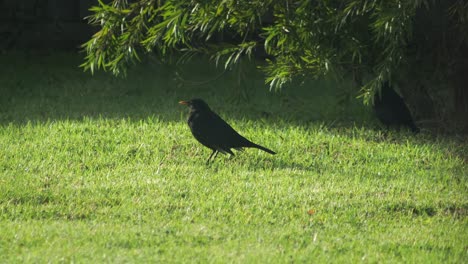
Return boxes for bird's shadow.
[204,151,315,173]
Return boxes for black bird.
[373,82,420,133]
[179,98,276,163]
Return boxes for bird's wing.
[188,111,240,151]
[208,112,252,148]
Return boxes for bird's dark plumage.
[179,98,276,163]
[373,82,420,133]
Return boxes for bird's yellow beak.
[179,100,189,105]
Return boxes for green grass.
[0,53,467,263]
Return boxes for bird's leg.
[206,150,217,164]
[213,151,219,161]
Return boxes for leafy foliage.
[81,0,467,103]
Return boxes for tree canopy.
[81,0,468,129]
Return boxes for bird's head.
[179,98,211,112]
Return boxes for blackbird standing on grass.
[179,98,276,163]
[373,82,420,133]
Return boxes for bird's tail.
[249,142,276,155]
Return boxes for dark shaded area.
[400,0,468,133]
[0,0,97,51]
[0,52,374,126]
[373,83,420,133]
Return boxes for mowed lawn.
[0,53,467,263]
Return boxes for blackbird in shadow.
[374,82,420,133]
[179,98,276,163]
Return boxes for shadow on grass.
[0,52,373,125]
[203,152,315,172]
